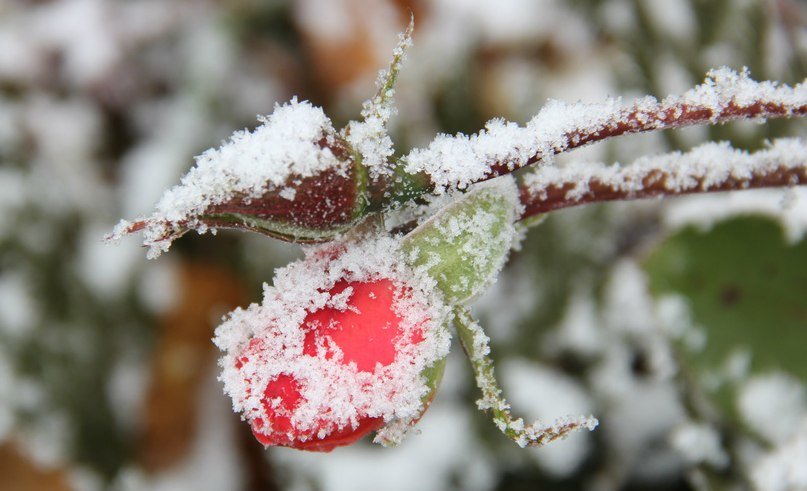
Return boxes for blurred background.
[1,0,806,490]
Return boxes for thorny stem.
[453,307,598,447]
[517,140,807,220]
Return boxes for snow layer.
[404,68,806,193]
[523,138,807,208]
[111,98,347,258]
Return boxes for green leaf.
[643,216,807,383]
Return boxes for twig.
[454,307,598,447]
[400,69,806,196]
[518,139,807,219]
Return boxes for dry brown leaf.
[0,443,72,491]
[138,261,245,472]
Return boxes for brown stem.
[488,101,807,181]
[518,143,807,220]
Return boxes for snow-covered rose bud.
[215,236,450,451]
[109,98,368,258]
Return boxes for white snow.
[404,68,806,193]
[737,372,806,445]
[273,402,495,491]
[642,0,695,42]
[0,271,38,338]
[501,359,596,477]
[663,186,807,244]
[344,17,412,176]
[669,421,729,469]
[76,222,142,300]
[523,138,807,208]
[111,367,245,491]
[545,286,604,358]
[751,417,807,491]
[402,176,522,304]
[111,98,348,258]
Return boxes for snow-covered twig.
[400,69,806,196]
[345,14,413,175]
[454,307,598,447]
[518,138,807,218]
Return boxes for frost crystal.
[454,308,598,448]
[403,177,522,304]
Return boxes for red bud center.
[302,279,404,372]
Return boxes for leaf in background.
[643,216,807,384]
[138,261,245,472]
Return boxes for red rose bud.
[107,98,369,259]
[214,235,450,451]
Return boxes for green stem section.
[453,307,598,447]
[371,14,413,115]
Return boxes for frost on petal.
[214,234,451,449]
[108,98,362,258]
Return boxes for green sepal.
[401,180,520,305]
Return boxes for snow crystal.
[112,98,347,258]
[404,68,806,194]
[213,234,451,443]
[402,176,522,304]
[455,308,597,449]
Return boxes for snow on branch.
[401,68,807,194]
[518,138,807,219]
